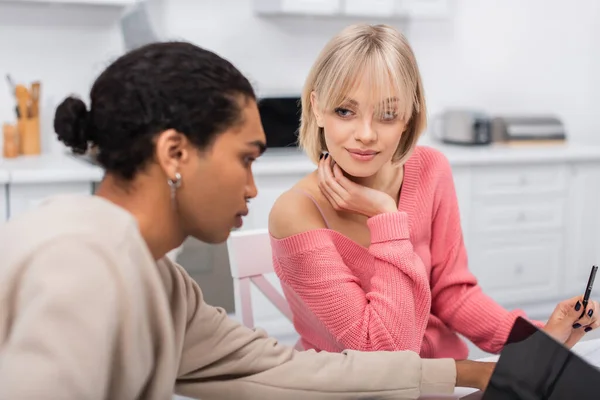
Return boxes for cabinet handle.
[515,264,524,275]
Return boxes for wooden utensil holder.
[18,116,40,155]
[2,123,19,158]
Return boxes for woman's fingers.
[323,156,346,196]
[579,300,600,332]
[318,154,345,210]
[331,162,356,192]
[317,155,335,206]
[584,318,600,333]
[319,155,349,210]
[559,295,587,324]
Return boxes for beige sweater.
[0,195,456,400]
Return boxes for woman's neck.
[95,174,185,260]
[345,162,404,202]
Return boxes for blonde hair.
[298,23,427,165]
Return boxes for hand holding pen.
[580,265,598,319]
[543,265,600,349]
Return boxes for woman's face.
[312,81,407,178]
[178,98,266,244]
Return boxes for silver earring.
[167,172,182,200]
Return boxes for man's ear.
[154,129,190,180]
[310,91,324,128]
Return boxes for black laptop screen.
[483,316,600,399]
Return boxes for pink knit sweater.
[270,146,543,360]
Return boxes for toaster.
[491,115,566,143]
[434,109,492,146]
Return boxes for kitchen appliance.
[433,109,492,146]
[119,2,159,51]
[258,95,301,148]
[491,115,566,144]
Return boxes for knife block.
[2,123,19,158]
[18,116,40,155]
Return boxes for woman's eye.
[243,156,255,166]
[334,107,354,118]
[380,110,398,121]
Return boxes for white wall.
[0,2,124,153]
[1,0,599,152]
[163,0,600,144]
[409,0,600,145]
[0,0,166,154]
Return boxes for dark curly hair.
[54,41,256,180]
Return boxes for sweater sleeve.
[0,239,120,400]
[270,212,432,353]
[428,155,544,354]
[175,273,456,400]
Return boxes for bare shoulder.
[268,174,329,239]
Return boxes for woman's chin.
[336,161,379,178]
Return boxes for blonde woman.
[268,24,599,359]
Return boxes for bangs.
[315,44,418,122]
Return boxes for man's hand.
[455,360,496,391]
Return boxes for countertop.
[0,153,104,184]
[1,141,600,184]
[253,141,600,176]
[0,168,8,184]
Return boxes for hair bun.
[54,96,90,154]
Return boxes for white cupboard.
[0,181,8,222]
[566,163,600,294]
[253,0,342,15]
[253,0,451,18]
[0,0,140,7]
[0,154,103,222]
[7,181,94,219]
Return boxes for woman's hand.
[317,153,397,218]
[543,295,600,348]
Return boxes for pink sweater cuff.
[367,212,410,244]
[491,312,544,352]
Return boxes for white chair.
[226,228,300,347]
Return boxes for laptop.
[463,316,600,399]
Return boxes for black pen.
[581,265,598,318]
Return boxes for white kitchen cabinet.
[565,162,600,294]
[469,232,563,305]
[0,154,103,221]
[253,0,450,18]
[450,166,472,249]
[0,0,139,6]
[0,169,8,222]
[0,184,7,222]
[397,0,450,18]
[253,0,342,16]
[343,0,395,17]
[8,181,94,219]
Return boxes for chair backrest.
[226,228,294,330]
